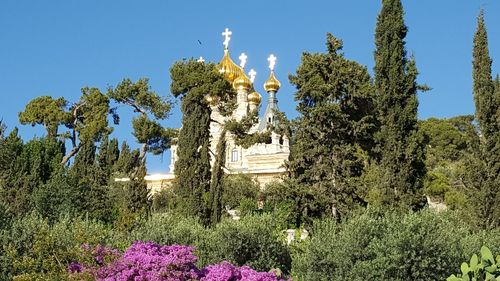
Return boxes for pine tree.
[170,60,234,222]
[107,78,173,161]
[372,0,426,208]
[471,11,500,227]
[288,33,376,220]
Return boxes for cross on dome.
[248,69,257,83]
[222,28,232,49]
[239,53,248,68]
[267,54,277,71]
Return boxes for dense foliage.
[170,60,234,224]
[287,33,375,222]
[470,11,500,228]
[291,209,500,281]
[371,0,426,208]
[1,1,500,280]
[0,213,291,280]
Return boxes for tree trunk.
[61,145,80,165]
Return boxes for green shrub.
[151,188,179,213]
[222,174,260,210]
[263,180,330,228]
[199,214,291,274]
[130,212,291,274]
[130,212,204,246]
[460,229,500,260]
[0,213,119,280]
[291,208,472,281]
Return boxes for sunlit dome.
[218,49,244,83]
[248,91,262,105]
[263,71,281,93]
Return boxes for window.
[231,149,239,162]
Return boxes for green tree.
[113,141,140,176]
[419,117,478,168]
[62,87,113,164]
[208,129,227,224]
[107,78,173,161]
[125,162,150,215]
[18,88,112,164]
[32,167,79,223]
[418,117,479,208]
[70,140,112,222]
[372,0,426,208]
[470,11,500,228]
[0,137,64,216]
[287,33,376,221]
[170,60,234,223]
[18,96,70,138]
[222,174,260,210]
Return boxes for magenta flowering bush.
[202,261,284,281]
[69,241,288,281]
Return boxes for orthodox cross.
[267,54,277,71]
[222,28,232,49]
[239,53,248,68]
[248,69,257,83]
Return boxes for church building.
[146,28,290,194]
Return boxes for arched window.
[231,149,239,162]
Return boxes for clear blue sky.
[1,1,499,174]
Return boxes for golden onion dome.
[248,91,262,105]
[218,49,244,82]
[263,71,281,92]
[233,74,252,91]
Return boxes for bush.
[199,214,291,274]
[131,212,292,274]
[69,241,288,281]
[130,213,204,247]
[222,174,260,210]
[291,208,472,281]
[263,180,330,228]
[0,213,120,280]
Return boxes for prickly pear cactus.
[447,246,500,281]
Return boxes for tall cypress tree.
[208,129,227,224]
[471,11,500,227]
[126,161,150,215]
[373,0,426,208]
[170,60,233,222]
[71,140,112,221]
[473,11,496,140]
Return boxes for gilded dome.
[218,49,244,82]
[263,71,281,92]
[233,74,252,91]
[248,91,262,105]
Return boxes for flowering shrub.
[69,241,288,281]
